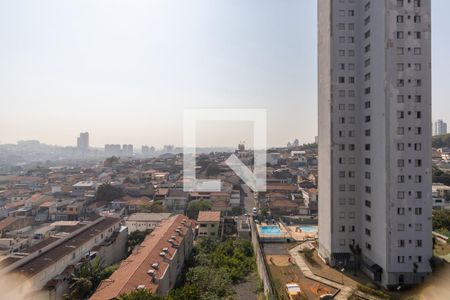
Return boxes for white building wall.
[318,0,432,287]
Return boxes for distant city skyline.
[1,0,449,147]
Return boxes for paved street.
[241,183,256,215]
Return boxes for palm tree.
[66,257,112,299]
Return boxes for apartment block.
[0,217,126,299]
[90,215,194,299]
[318,0,432,288]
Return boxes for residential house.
[164,190,189,214]
[197,211,221,238]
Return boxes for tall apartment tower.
[77,132,89,151]
[433,119,447,136]
[318,0,432,288]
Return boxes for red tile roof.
[0,217,17,231]
[197,211,221,223]
[90,215,193,300]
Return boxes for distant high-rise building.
[105,144,121,155]
[318,0,432,287]
[238,141,245,151]
[163,145,174,153]
[122,144,133,155]
[77,132,89,151]
[142,145,150,155]
[293,138,300,147]
[142,145,155,155]
[433,119,447,136]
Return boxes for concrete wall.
[250,218,274,299]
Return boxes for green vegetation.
[186,199,212,219]
[205,163,221,177]
[65,258,117,299]
[143,200,166,213]
[432,209,450,237]
[357,284,390,300]
[260,207,268,217]
[95,183,123,202]
[432,134,450,149]
[127,229,151,255]
[119,238,255,300]
[432,166,450,187]
[169,237,255,300]
[118,289,165,300]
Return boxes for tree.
[186,199,212,219]
[127,229,151,254]
[95,183,122,203]
[65,258,113,299]
[432,133,450,149]
[185,266,234,298]
[143,201,166,213]
[260,207,269,217]
[168,284,201,300]
[433,168,450,186]
[167,238,255,299]
[66,277,93,300]
[205,163,221,177]
[432,209,450,234]
[118,288,164,300]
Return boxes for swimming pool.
[298,225,318,233]
[259,225,283,235]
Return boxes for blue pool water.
[260,225,283,235]
[298,225,318,233]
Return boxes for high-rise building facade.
[77,132,89,150]
[433,119,447,136]
[318,0,432,288]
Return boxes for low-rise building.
[432,183,450,209]
[197,211,221,238]
[164,190,189,213]
[90,215,194,299]
[125,213,172,233]
[72,181,97,197]
[0,217,126,299]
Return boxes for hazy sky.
[0,0,448,148]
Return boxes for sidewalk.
[289,244,379,300]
